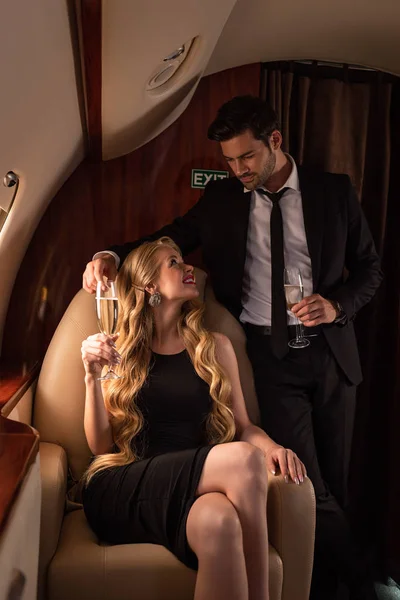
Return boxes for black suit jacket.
[110,168,383,385]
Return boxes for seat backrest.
[34,288,97,480]
[34,270,260,481]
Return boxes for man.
[83,96,382,599]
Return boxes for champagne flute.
[95,280,121,380]
[284,268,310,349]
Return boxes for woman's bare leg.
[186,492,248,600]
[196,442,269,600]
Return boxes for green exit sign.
[191,169,229,189]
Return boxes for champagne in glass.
[96,297,118,336]
[284,268,310,349]
[95,280,121,380]
[284,283,303,310]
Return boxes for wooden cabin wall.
[2,63,260,365]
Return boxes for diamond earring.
[149,291,162,307]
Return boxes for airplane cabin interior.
[0,1,399,599]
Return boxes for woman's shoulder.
[210,332,234,354]
[211,331,230,345]
[209,333,238,374]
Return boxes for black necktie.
[259,188,289,359]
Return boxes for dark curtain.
[261,61,400,582]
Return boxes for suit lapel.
[228,179,251,294]
[298,167,324,291]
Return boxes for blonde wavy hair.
[84,236,236,484]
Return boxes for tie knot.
[259,187,289,203]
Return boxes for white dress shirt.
[240,155,313,326]
[94,156,313,326]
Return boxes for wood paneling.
[2,64,261,364]
[80,0,102,160]
[0,416,39,535]
[0,361,39,416]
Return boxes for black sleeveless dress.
[82,350,215,570]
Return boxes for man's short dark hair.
[207,95,280,146]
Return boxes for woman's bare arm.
[213,332,275,443]
[82,333,120,455]
[84,375,114,455]
[213,332,306,483]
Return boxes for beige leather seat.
[34,272,315,600]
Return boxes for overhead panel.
[101,0,238,159]
[205,0,400,77]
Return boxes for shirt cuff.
[92,251,120,269]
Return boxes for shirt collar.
[243,154,299,194]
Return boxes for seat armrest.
[267,475,316,600]
[38,442,68,599]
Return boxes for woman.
[81,236,306,600]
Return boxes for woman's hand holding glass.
[81,333,121,378]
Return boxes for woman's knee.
[196,442,268,497]
[229,442,268,491]
[187,493,242,554]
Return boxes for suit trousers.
[246,327,367,599]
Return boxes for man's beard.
[240,153,276,191]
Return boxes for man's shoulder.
[203,175,242,195]
[298,165,351,187]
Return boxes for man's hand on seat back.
[82,254,118,294]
